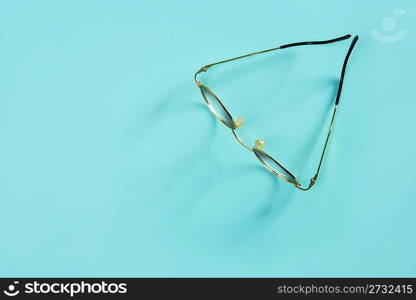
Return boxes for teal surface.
[0,1,415,277]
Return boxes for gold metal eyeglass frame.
[194,34,359,191]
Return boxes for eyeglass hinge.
[198,66,209,73]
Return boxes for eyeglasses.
[195,34,359,190]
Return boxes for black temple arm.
[279,34,352,49]
[335,35,359,105]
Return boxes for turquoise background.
[0,0,415,277]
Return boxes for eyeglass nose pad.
[254,139,266,150]
[234,117,245,128]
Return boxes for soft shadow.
[127,80,222,203]
[176,163,295,223]
[296,78,340,176]
[128,82,196,141]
